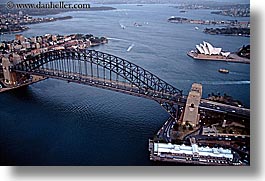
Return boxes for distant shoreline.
[0,16,73,35]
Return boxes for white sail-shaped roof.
[195,41,228,56]
[212,48,222,55]
[201,43,209,55]
[196,45,205,54]
[205,41,214,55]
[204,41,222,55]
[221,52,230,57]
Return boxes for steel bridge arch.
[13,49,183,119]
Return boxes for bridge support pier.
[2,57,17,86]
[182,83,202,127]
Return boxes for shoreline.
[0,16,73,35]
[187,51,250,64]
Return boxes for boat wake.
[107,37,130,42]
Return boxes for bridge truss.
[12,49,183,119]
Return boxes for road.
[199,99,250,118]
[14,68,180,104]
[156,117,175,142]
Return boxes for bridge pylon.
[2,57,18,86]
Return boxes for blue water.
[0,4,250,165]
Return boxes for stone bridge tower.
[2,57,17,86]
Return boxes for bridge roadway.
[179,94,250,118]
[199,99,250,118]
[15,68,250,119]
[15,68,181,105]
[11,49,249,119]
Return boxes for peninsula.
[204,27,250,37]
[168,17,250,36]
[0,11,72,34]
[187,41,250,64]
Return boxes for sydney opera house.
[195,41,230,57]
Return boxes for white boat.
[119,23,126,29]
[127,44,134,52]
[218,69,229,74]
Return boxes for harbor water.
[0,3,250,165]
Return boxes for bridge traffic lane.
[28,69,179,102]
[15,68,183,119]
[199,99,250,117]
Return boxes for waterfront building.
[15,34,25,42]
[195,41,231,58]
[152,142,235,165]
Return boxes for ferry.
[218,69,229,74]
[180,10,187,13]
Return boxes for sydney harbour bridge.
[2,49,249,120]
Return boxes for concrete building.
[31,37,37,43]
[152,142,234,165]
[182,83,202,127]
[15,34,25,42]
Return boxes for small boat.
[134,22,142,27]
[195,26,199,30]
[119,23,126,29]
[219,69,229,74]
[179,10,187,13]
[127,44,135,52]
